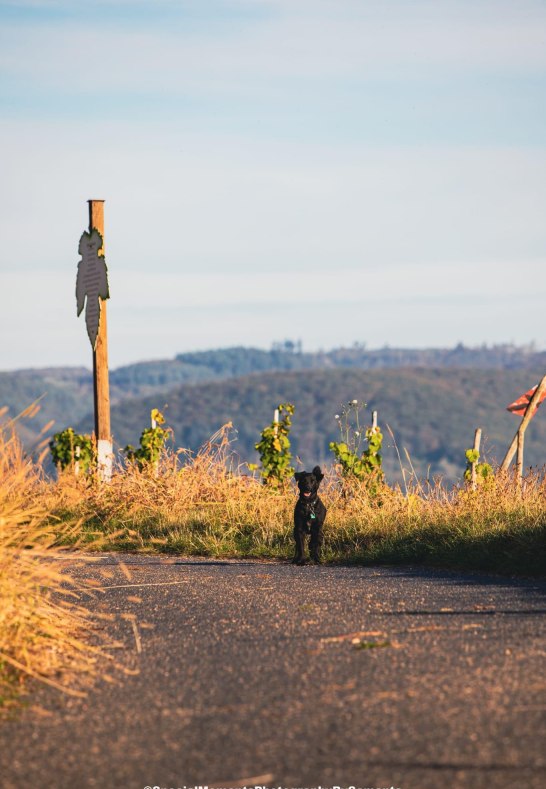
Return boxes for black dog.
[293,466,327,565]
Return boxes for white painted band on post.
[97,439,113,482]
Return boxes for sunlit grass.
[0,409,116,710]
[45,424,546,577]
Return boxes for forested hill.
[111,343,545,397]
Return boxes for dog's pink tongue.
[303,492,311,497]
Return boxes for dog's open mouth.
[303,492,311,497]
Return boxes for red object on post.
[507,385,546,417]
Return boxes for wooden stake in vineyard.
[470,428,482,490]
[76,200,112,481]
[500,372,546,479]
[273,408,279,438]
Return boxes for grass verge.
[45,426,546,578]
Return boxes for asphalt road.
[1,556,545,789]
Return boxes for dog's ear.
[294,471,304,482]
[312,465,324,482]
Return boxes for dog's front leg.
[292,524,306,565]
[309,520,323,564]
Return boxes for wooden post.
[516,429,525,482]
[88,200,112,481]
[470,428,482,490]
[500,372,546,473]
[273,408,279,438]
[372,410,378,429]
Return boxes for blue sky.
[1,0,545,369]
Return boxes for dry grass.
[45,424,546,577]
[0,409,116,710]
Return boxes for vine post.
[516,430,525,483]
[470,428,482,490]
[151,410,159,475]
[123,409,170,474]
[49,428,94,475]
[500,373,546,473]
[251,403,295,488]
[329,401,384,495]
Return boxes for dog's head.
[294,466,324,500]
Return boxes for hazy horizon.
[1,338,543,374]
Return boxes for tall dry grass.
[45,424,546,576]
[0,410,113,709]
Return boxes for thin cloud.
[2,2,546,100]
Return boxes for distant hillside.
[76,367,546,482]
[2,344,546,480]
[0,368,93,448]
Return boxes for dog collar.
[300,498,317,518]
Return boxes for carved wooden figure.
[76,229,110,349]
